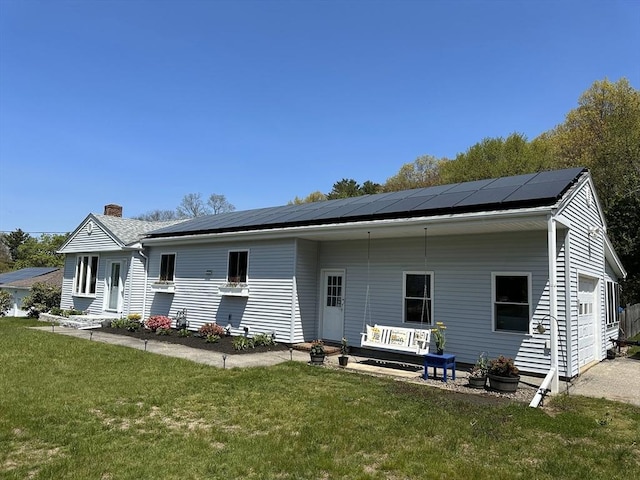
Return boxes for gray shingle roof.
[0,267,60,285]
[94,216,185,246]
[148,167,587,238]
[0,269,63,288]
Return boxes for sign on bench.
[360,324,431,355]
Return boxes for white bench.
[360,324,431,355]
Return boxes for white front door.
[106,261,124,313]
[578,276,597,371]
[321,270,345,341]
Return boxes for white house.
[58,169,626,379]
[0,267,63,317]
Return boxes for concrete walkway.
[567,357,640,407]
[36,326,640,407]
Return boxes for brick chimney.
[104,204,123,217]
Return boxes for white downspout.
[140,249,149,318]
[548,215,560,394]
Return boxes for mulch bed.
[101,327,290,356]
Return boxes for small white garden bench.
[360,324,431,355]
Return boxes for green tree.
[384,155,444,191]
[289,191,328,204]
[0,290,11,316]
[439,133,555,184]
[21,281,61,318]
[1,229,30,262]
[327,179,362,200]
[541,78,640,303]
[13,234,68,269]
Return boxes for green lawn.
[1,318,639,480]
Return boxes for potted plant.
[309,339,325,365]
[487,355,520,393]
[431,321,446,354]
[468,352,488,389]
[338,337,349,367]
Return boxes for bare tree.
[176,193,210,218]
[207,194,236,214]
[134,209,179,221]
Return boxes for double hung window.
[159,254,176,282]
[493,273,531,333]
[227,251,248,283]
[74,255,99,296]
[403,272,433,324]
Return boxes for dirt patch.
[101,327,290,355]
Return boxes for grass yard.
[1,318,639,480]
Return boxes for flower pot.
[468,375,487,389]
[338,355,349,367]
[488,374,520,393]
[310,353,325,365]
[436,348,444,355]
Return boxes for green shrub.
[253,332,276,347]
[21,282,61,318]
[49,306,64,316]
[232,336,254,351]
[156,328,171,336]
[205,334,220,344]
[111,317,140,331]
[0,290,12,316]
[178,328,191,337]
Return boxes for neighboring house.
[58,169,626,380]
[0,267,63,317]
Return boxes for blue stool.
[423,353,456,382]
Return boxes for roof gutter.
[141,205,554,246]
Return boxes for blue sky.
[1,0,638,235]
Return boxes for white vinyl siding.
[557,180,609,376]
[144,239,296,342]
[319,231,551,370]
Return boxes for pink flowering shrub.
[145,315,172,332]
[198,322,225,337]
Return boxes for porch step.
[61,315,118,330]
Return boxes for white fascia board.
[140,206,553,246]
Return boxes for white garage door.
[578,276,597,370]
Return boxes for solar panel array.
[149,167,586,237]
[0,267,59,285]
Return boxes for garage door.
[578,276,597,370]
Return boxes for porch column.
[547,215,560,394]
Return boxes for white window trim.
[226,249,249,284]
[491,272,532,335]
[73,254,99,298]
[402,271,434,325]
[605,280,620,329]
[158,252,177,283]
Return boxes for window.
[74,255,99,295]
[606,281,620,328]
[493,273,531,333]
[227,251,248,283]
[403,272,433,324]
[159,254,176,282]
